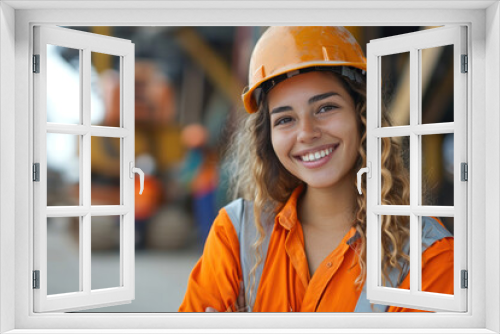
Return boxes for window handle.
[129,162,144,195]
[357,162,371,195]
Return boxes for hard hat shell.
[242,26,367,114]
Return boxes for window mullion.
[373,123,454,138]
[78,47,84,294]
[413,123,454,135]
[365,42,379,295]
[122,52,135,292]
[82,47,91,295]
[373,205,455,217]
[44,124,130,138]
[409,47,420,295]
[90,126,130,138]
[120,55,126,288]
[90,206,129,216]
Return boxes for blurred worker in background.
[179,26,455,313]
[179,123,219,248]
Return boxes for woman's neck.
[298,173,357,233]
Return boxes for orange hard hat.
[242,26,367,114]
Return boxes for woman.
[179,26,454,312]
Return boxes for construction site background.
[45,26,455,312]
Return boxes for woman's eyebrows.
[270,91,341,115]
[270,106,292,115]
[308,92,340,104]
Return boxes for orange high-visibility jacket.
[179,186,454,312]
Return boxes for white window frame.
[1,1,499,333]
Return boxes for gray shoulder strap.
[224,198,274,311]
[354,216,453,312]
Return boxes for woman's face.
[268,71,360,190]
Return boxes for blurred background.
[45,26,455,312]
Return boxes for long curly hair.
[225,70,410,308]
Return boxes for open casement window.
[33,25,137,312]
[364,26,467,312]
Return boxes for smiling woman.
[268,71,360,191]
[178,26,454,313]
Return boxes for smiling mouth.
[296,143,340,162]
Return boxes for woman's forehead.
[267,71,350,107]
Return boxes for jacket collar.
[275,184,304,230]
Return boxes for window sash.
[366,25,468,312]
[33,25,136,312]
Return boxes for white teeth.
[301,146,336,162]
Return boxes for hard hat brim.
[241,61,366,114]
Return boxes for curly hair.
[225,70,410,307]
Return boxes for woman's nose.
[297,117,321,143]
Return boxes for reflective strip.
[354,216,452,312]
[224,199,273,311]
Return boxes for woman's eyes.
[274,117,293,126]
[317,105,338,114]
[273,105,339,127]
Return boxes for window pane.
[380,136,410,205]
[91,137,121,205]
[91,52,121,127]
[47,217,80,295]
[47,44,81,124]
[380,215,410,290]
[422,134,454,206]
[47,133,80,206]
[421,216,453,295]
[381,52,410,127]
[421,45,454,124]
[91,215,121,290]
